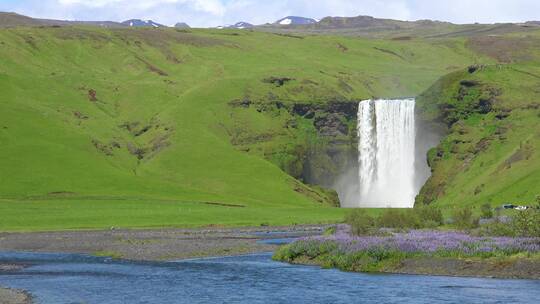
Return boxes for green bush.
[478,209,540,237]
[415,204,444,225]
[452,206,479,230]
[422,220,442,229]
[377,209,421,229]
[272,240,339,262]
[480,203,494,219]
[345,205,445,232]
[477,220,516,237]
[345,209,375,235]
[512,210,540,237]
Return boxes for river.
[0,251,539,303]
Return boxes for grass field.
[1,24,537,231]
[0,198,349,231]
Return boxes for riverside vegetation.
[0,14,539,231]
[273,206,540,278]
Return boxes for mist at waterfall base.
[337,98,441,208]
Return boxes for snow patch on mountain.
[279,18,292,25]
[121,19,165,28]
[217,22,254,29]
[274,16,317,25]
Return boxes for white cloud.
[191,0,225,16]
[1,0,540,27]
[58,0,125,6]
[57,0,223,15]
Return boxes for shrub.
[477,209,540,237]
[415,204,444,226]
[512,210,540,237]
[346,205,445,232]
[345,209,375,235]
[377,209,421,229]
[480,203,494,219]
[422,220,442,229]
[477,220,516,237]
[452,206,479,230]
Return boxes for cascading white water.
[357,98,416,208]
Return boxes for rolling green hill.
[1,21,538,231]
[0,25,488,230]
[416,30,540,209]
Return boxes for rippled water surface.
[0,251,539,304]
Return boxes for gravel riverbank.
[0,225,328,261]
[0,287,32,304]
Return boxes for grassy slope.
[416,31,540,210]
[0,26,482,231]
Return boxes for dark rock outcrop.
[459,80,479,87]
[227,94,359,204]
[291,101,358,120]
[314,114,348,136]
[289,101,359,190]
[88,89,97,102]
[229,98,252,108]
[263,77,294,87]
[91,139,118,156]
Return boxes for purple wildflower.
[295,225,540,256]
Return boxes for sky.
[1,0,539,28]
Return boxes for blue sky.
[1,0,539,27]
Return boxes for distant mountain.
[0,12,124,28]
[71,21,125,27]
[174,22,190,29]
[121,19,165,28]
[216,22,254,29]
[0,12,45,27]
[314,15,473,32]
[260,14,538,39]
[274,16,317,25]
[316,15,418,29]
[2,11,538,39]
[229,22,254,29]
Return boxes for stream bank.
[0,287,32,304]
[0,225,327,261]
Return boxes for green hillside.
[416,31,540,209]
[0,25,489,231]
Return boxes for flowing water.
[0,251,539,304]
[357,98,417,207]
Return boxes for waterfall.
[357,98,416,208]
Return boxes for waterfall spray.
[357,98,416,208]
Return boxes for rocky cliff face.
[228,95,359,205]
[290,101,359,188]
